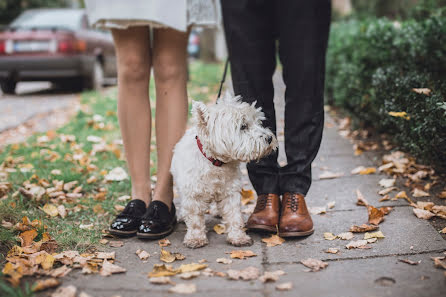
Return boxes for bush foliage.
[325,15,446,170]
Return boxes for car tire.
[0,80,17,95]
[84,60,104,91]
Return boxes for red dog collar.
[196,136,224,167]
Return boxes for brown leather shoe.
[246,194,280,232]
[279,193,314,237]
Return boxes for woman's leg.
[112,27,152,206]
[152,28,189,209]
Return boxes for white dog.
[171,94,278,248]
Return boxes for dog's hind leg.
[218,194,253,246]
[183,197,209,248]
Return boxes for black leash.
[216,58,230,102]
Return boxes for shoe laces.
[286,195,299,212]
[255,195,273,211]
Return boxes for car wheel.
[85,60,104,91]
[0,80,17,95]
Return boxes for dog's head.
[192,93,278,163]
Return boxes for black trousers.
[221,0,331,196]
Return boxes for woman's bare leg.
[112,27,152,206]
[152,28,189,209]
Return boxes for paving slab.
[265,206,445,263]
[265,252,446,297]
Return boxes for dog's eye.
[240,123,248,131]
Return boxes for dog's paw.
[227,233,253,247]
[183,235,209,249]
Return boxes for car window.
[10,9,84,30]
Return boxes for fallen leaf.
[379,206,393,215]
[359,167,376,175]
[259,270,285,283]
[241,189,255,205]
[379,195,391,202]
[379,187,397,196]
[364,231,385,239]
[327,201,336,209]
[213,224,226,234]
[356,189,369,206]
[109,240,124,247]
[300,258,328,272]
[86,135,103,143]
[168,283,196,294]
[79,223,94,230]
[117,195,131,201]
[149,276,173,284]
[78,292,92,297]
[368,205,385,225]
[326,248,339,254]
[227,266,260,280]
[159,239,171,247]
[50,285,77,297]
[160,249,185,263]
[180,271,200,279]
[262,234,285,247]
[399,259,420,265]
[388,111,410,120]
[379,179,396,188]
[114,205,125,212]
[99,239,108,245]
[412,88,431,95]
[136,249,150,261]
[351,166,366,175]
[345,240,369,249]
[216,258,232,264]
[178,263,207,273]
[413,188,430,197]
[104,167,128,182]
[19,229,38,247]
[42,203,59,217]
[438,191,446,199]
[323,232,337,241]
[432,257,446,270]
[319,171,344,180]
[276,282,293,291]
[99,260,126,276]
[148,264,179,277]
[416,201,434,210]
[309,206,327,215]
[337,232,354,240]
[50,265,72,278]
[366,238,377,243]
[413,208,435,220]
[57,205,67,218]
[229,250,257,259]
[32,278,60,292]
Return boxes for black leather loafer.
[137,200,177,239]
[109,199,147,237]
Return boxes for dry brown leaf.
[364,231,385,239]
[413,188,430,197]
[432,257,446,270]
[356,189,369,206]
[158,239,171,247]
[57,205,67,218]
[416,201,434,210]
[227,266,260,280]
[32,278,60,292]
[323,232,337,241]
[412,88,431,95]
[114,205,125,212]
[345,240,369,249]
[50,265,72,278]
[326,248,339,254]
[276,282,293,291]
[413,208,435,220]
[337,232,354,240]
[259,270,285,283]
[79,223,93,230]
[379,178,396,188]
[180,271,200,280]
[399,259,421,265]
[309,206,327,215]
[216,258,232,264]
[300,258,328,272]
[241,189,255,205]
[213,224,226,234]
[99,239,108,245]
[378,195,391,202]
[440,227,446,234]
[160,249,185,263]
[19,229,38,247]
[168,283,197,294]
[136,249,150,261]
[104,167,128,182]
[99,259,126,276]
[229,250,257,259]
[438,191,446,199]
[42,203,59,217]
[50,285,77,297]
[178,263,207,273]
[379,187,397,196]
[368,205,385,225]
[262,234,285,247]
[148,264,179,277]
[319,171,344,180]
[149,276,174,285]
[109,240,124,247]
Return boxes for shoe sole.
[280,229,314,237]
[246,223,277,233]
[136,218,177,240]
[108,228,137,237]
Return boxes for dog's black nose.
[267,136,273,144]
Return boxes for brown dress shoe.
[279,193,314,237]
[246,194,280,232]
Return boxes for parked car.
[0,8,116,94]
[188,29,201,59]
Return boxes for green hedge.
[325,16,446,171]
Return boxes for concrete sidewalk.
[52,72,446,297]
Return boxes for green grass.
[0,61,224,260]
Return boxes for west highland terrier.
[171,94,278,248]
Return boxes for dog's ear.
[192,101,209,129]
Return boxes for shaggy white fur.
[171,94,278,248]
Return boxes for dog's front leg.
[218,194,253,246]
[183,198,209,248]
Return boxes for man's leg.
[221,0,279,195]
[278,0,331,195]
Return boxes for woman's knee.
[154,53,186,84]
[118,54,150,84]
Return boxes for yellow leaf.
[158,239,171,247]
[261,234,285,247]
[160,249,176,263]
[147,264,179,277]
[32,278,60,292]
[229,250,257,259]
[41,254,55,270]
[213,224,226,234]
[359,167,376,175]
[323,232,337,240]
[388,111,410,120]
[178,263,208,273]
[364,231,385,240]
[42,204,59,217]
[241,189,255,205]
